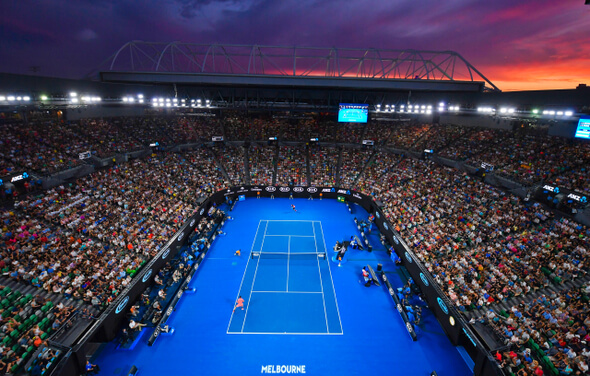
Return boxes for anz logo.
[115,296,130,314]
[383,222,389,230]
[419,273,429,287]
[142,269,153,283]
[437,297,449,315]
[162,248,171,259]
[405,252,413,263]
[542,185,559,193]
[375,212,380,219]
[265,186,276,192]
[393,236,399,245]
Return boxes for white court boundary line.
[228,219,343,335]
[264,234,315,238]
[241,220,268,332]
[251,291,323,294]
[313,221,330,333]
[319,221,344,334]
[226,219,263,334]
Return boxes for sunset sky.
[1,0,589,91]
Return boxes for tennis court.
[228,220,342,335]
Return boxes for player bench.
[366,265,380,286]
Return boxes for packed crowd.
[309,146,340,186]
[248,145,275,185]
[276,146,307,186]
[217,145,247,186]
[1,150,227,312]
[338,149,373,187]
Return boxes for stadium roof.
[97,42,499,93]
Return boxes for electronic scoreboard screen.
[338,103,369,123]
[574,117,590,139]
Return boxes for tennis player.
[291,204,297,212]
[233,296,245,312]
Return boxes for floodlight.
[94,97,101,102]
[543,110,549,115]
[532,109,539,114]
[427,105,432,110]
[71,98,79,103]
[159,98,164,102]
[70,92,77,97]
[138,94,144,99]
[426,110,432,114]
[166,103,171,107]
[139,99,144,103]
[123,97,129,102]
[16,96,22,101]
[549,111,555,115]
[556,111,564,116]
[421,105,426,109]
[508,108,515,114]
[23,96,30,101]
[7,96,15,101]
[152,98,158,102]
[565,111,573,116]
[500,108,507,113]
[173,98,178,102]
[0,96,5,101]
[400,105,405,108]
[197,99,202,103]
[439,102,445,107]
[166,98,171,102]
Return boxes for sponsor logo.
[405,252,413,263]
[381,274,388,282]
[251,187,262,192]
[388,287,394,295]
[353,193,362,200]
[265,186,276,192]
[167,307,173,316]
[186,276,192,283]
[115,296,129,314]
[397,304,403,313]
[419,273,429,287]
[393,236,399,245]
[153,327,161,338]
[177,291,183,299]
[162,248,171,259]
[383,222,389,230]
[199,208,205,216]
[279,187,290,192]
[189,219,196,227]
[321,188,332,193]
[406,322,414,333]
[437,297,449,315]
[375,211,380,219]
[330,188,335,192]
[337,189,347,194]
[542,185,559,193]
[567,193,583,202]
[142,269,153,283]
[10,172,29,182]
[261,365,306,374]
[293,187,304,193]
[177,232,185,242]
[307,187,318,193]
[463,327,477,347]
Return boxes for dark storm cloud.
[0,0,588,90]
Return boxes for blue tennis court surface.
[92,198,473,376]
[228,220,342,334]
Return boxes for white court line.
[263,220,316,222]
[264,235,315,238]
[319,221,344,334]
[227,219,262,333]
[251,291,323,294]
[241,220,268,333]
[228,332,342,336]
[313,221,329,333]
[286,236,290,292]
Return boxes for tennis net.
[251,252,326,260]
